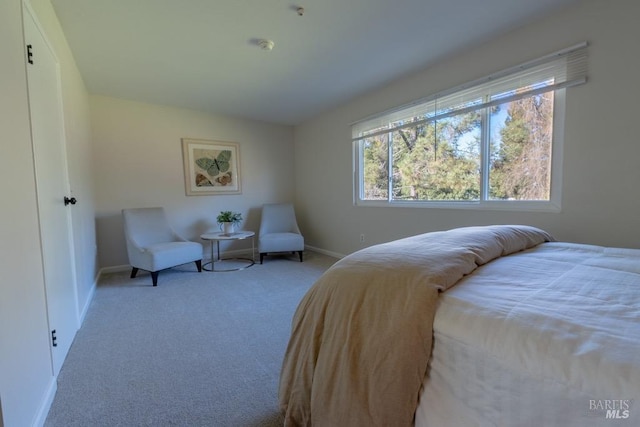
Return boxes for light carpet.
[44,251,337,427]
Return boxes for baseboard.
[32,376,56,427]
[99,264,131,276]
[95,247,338,280]
[78,274,98,325]
[304,245,345,260]
[203,243,257,259]
[216,248,255,258]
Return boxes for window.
[353,43,587,211]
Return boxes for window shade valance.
[351,42,588,141]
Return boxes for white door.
[23,4,79,376]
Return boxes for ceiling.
[51,0,579,126]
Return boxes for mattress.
[415,242,640,426]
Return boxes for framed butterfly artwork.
[181,138,242,196]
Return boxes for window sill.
[354,199,561,213]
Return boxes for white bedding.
[416,242,640,426]
[279,225,553,426]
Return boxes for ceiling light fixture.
[257,39,275,51]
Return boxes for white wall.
[294,0,640,256]
[91,96,295,268]
[0,0,96,425]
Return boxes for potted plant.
[217,210,243,235]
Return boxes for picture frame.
[181,138,242,196]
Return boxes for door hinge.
[51,329,57,347]
[27,44,33,64]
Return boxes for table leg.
[211,240,218,271]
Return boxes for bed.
[278,225,640,426]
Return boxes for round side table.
[200,230,255,272]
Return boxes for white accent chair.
[122,207,203,286]
[258,203,304,264]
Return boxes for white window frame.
[352,44,586,212]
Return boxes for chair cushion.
[259,232,304,253]
[138,241,203,272]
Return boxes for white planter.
[221,222,234,235]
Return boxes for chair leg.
[151,271,159,286]
[298,251,303,262]
[260,253,264,264]
[130,267,139,278]
[195,260,202,272]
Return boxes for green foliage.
[362,136,389,199]
[490,92,553,200]
[388,112,481,201]
[361,90,553,202]
[216,210,242,224]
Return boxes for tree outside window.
[360,89,553,203]
[354,43,587,210]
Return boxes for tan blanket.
[279,225,553,426]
